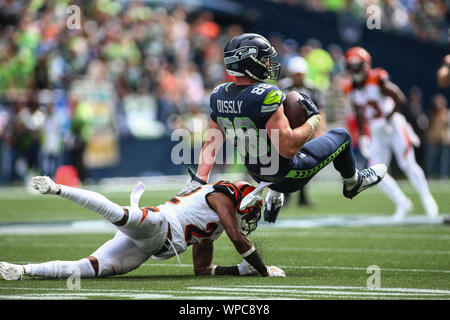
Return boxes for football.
[283,91,308,129]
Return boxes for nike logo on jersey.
[217,100,242,114]
[226,186,235,195]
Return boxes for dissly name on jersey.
[217,99,243,114]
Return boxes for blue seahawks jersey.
[210,81,291,180]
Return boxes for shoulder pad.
[211,180,241,208]
[211,82,229,95]
[366,68,389,86]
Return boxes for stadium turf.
[0,179,449,300]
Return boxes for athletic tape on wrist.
[306,114,321,131]
[241,246,256,258]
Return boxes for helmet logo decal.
[224,46,258,64]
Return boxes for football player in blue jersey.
[178,33,387,223]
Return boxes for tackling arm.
[202,192,284,277]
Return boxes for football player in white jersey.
[0,174,285,281]
[344,47,439,220]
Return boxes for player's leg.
[368,135,413,220]
[276,128,386,196]
[31,176,167,233]
[265,128,386,222]
[31,176,126,225]
[32,175,169,250]
[393,135,439,217]
[1,232,150,280]
[87,231,151,277]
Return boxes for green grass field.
[0,179,449,300]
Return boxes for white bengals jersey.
[151,181,242,260]
[344,68,395,135]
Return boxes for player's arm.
[380,80,407,119]
[192,240,215,275]
[196,119,225,182]
[177,119,225,196]
[204,192,279,277]
[265,102,320,159]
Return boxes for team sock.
[343,171,359,190]
[24,258,95,278]
[58,185,125,224]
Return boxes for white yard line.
[0,214,447,236]
[277,246,450,255]
[1,285,449,300]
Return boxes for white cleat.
[343,164,387,199]
[0,262,24,280]
[31,176,59,195]
[424,196,439,218]
[240,181,273,211]
[393,199,413,222]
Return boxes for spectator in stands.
[425,94,450,179]
[437,54,450,88]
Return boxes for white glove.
[267,266,286,277]
[31,176,59,194]
[177,168,207,196]
[264,190,284,211]
[358,135,371,159]
[177,180,203,196]
[237,259,258,276]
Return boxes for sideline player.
[178,33,387,223]
[0,175,285,280]
[343,47,439,220]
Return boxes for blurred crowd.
[0,0,448,184]
[270,0,450,43]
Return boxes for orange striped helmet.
[233,181,262,235]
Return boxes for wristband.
[243,249,268,276]
[241,246,256,258]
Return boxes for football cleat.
[264,192,284,223]
[31,176,59,194]
[343,164,387,199]
[393,198,413,222]
[0,262,24,280]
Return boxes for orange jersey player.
[344,47,438,220]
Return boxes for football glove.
[177,167,207,196]
[267,266,286,277]
[264,190,284,223]
[298,92,320,118]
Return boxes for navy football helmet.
[224,33,281,82]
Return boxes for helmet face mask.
[233,180,263,235]
[224,33,281,81]
[239,201,262,235]
[345,47,372,84]
[346,60,367,83]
